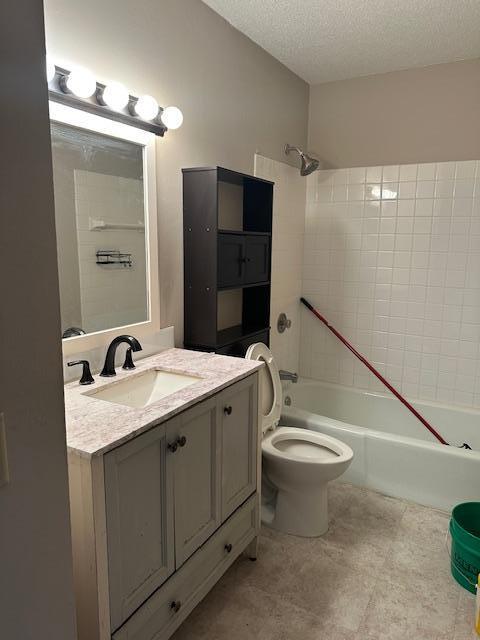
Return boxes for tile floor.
[173,482,477,640]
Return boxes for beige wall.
[0,0,76,637]
[308,59,480,169]
[44,0,309,345]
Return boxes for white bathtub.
[281,379,480,512]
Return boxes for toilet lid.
[245,343,282,434]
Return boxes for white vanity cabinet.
[68,371,259,640]
[169,397,221,568]
[104,423,175,630]
[218,377,258,520]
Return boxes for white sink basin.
[87,369,202,409]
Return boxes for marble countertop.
[64,348,262,458]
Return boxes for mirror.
[50,121,150,338]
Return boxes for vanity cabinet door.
[218,375,258,520]
[169,397,221,568]
[104,423,175,632]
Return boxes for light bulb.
[160,106,183,130]
[66,66,96,98]
[102,82,129,111]
[134,95,158,120]
[46,56,56,83]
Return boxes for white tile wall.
[255,154,305,373]
[300,160,480,408]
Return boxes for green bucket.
[449,502,480,594]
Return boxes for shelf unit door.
[169,397,221,568]
[218,234,245,288]
[244,235,270,285]
[104,423,175,631]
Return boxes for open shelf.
[216,167,273,233]
[216,284,270,345]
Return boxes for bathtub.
[281,379,480,512]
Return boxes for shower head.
[285,144,319,176]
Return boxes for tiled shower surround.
[300,160,480,408]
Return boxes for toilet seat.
[245,342,282,434]
[245,342,352,464]
[262,426,353,465]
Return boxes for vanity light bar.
[48,65,172,137]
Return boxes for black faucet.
[100,335,142,377]
[67,360,95,385]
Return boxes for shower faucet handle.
[277,313,292,333]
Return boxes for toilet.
[245,343,353,537]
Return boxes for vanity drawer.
[112,495,257,640]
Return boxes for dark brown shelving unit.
[183,166,274,357]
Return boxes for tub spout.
[279,370,298,383]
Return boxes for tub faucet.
[100,335,142,377]
[279,370,298,383]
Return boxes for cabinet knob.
[224,405,232,416]
[168,441,178,453]
[224,543,233,553]
[170,600,182,613]
[178,435,187,447]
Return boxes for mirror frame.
[49,101,160,356]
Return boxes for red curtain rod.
[300,297,449,446]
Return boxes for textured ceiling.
[202,0,480,84]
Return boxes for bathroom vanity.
[64,348,262,640]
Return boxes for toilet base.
[271,485,329,537]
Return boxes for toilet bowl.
[245,343,353,537]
